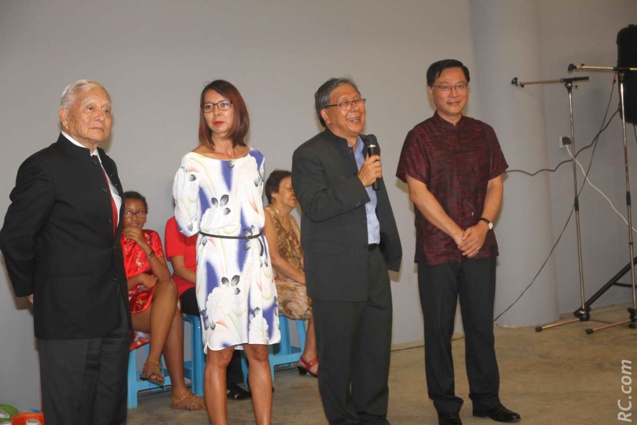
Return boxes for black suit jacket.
[0,134,130,339]
[292,128,402,302]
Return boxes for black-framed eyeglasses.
[202,101,233,113]
[124,210,147,217]
[324,98,366,111]
[431,84,468,92]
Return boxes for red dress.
[121,229,166,350]
[164,216,197,297]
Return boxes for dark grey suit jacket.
[292,128,402,302]
[0,134,130,339]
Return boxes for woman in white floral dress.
[173,80,280,425]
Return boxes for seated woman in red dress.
[122,191,204,410]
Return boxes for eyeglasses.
[324,98,366,111]
[124,210,147,217]
[431,84,468,92]
[202,101,233,113]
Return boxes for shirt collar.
[61,131,102,160]
[354,134,365,156]
[323,127,364,151]
[432,111,465,130]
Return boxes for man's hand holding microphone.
[358,134,381,190]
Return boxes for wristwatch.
[479,217,493,230]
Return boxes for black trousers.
[180,287,245,384]
[38,298,129,425]
[418,258,501,414]
[313,246,393,425]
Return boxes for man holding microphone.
[292,77,402,425]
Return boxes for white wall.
[470,0,560,326]
[1,0,635,409]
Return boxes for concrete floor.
[127,303,637,424]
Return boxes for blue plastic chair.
[182,313,205,396]
[241,315,307,383]
[127,345,172,409]
[127,314,205,408]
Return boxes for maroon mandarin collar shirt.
[396,112,508,265]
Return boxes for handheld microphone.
[365,134,380,191]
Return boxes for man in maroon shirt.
[396,59,520,425]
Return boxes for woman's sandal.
[171,392,206,411]
[140,359,164,386]
[298,357,319,377]
[226,382,252,400]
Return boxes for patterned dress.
[173,149,280,352]
[264,206,312,320]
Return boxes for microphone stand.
[568,64,637,334]
[511,75,591,331]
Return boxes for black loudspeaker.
[617,24,637,124]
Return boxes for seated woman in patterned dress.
[263,170,318,377]
[122,191,204,410]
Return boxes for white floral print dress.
[173,149,280,352]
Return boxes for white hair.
[60,80,111,110]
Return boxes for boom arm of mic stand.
[569,63,637,73]
[512,77,588,88]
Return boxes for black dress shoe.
[473,404,521,422]
[438,412,462,425]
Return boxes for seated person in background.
[263,170,319,377]
[165,215,251,400]
[122,191,205,410]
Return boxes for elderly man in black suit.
[0,80,129,425]
[292,77,402,425]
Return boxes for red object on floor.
[11,411,45,425]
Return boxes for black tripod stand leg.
[583,257,637,309]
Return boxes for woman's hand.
[123,227,172,281]
[138,273,158,289]
[123,227,147,247]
